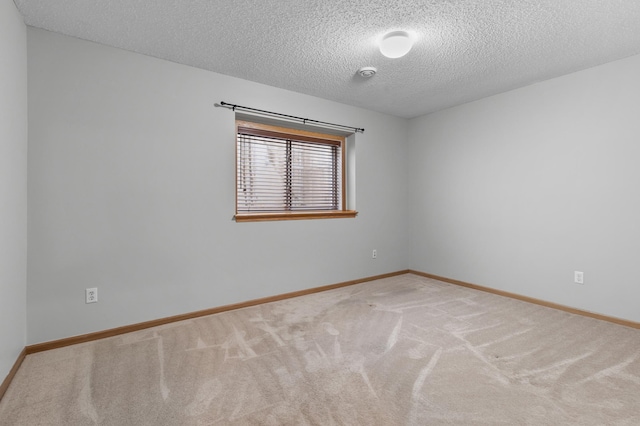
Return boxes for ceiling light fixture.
[379,31,413,58]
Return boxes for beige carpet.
[1,274,640,425]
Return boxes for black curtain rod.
[216,101,365,134]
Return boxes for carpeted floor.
[1,273,639,425]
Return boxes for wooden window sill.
[235,210,358,222]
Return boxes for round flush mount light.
[358,66,377,78]
[379,31,413,58]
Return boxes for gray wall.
[408,53,640,323]
[27,28,409,344]
[0,0,28,379]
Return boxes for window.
[235,120,357,222]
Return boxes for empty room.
[2,0,640,424]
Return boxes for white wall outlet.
[372,249,377,259]
[86,287,98,303]
[574,271,584,284]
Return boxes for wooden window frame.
[235,120,357,222]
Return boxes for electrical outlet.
[574,271,584,285]
[372,249,377,259]
[86,287,98,303]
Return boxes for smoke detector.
[358,67,377,78]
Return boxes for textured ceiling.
[14,0,640,118]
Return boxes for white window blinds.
[237,126,342,213]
